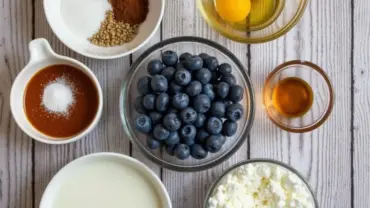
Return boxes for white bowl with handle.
[43,0,165,59]
[10,38,103,145]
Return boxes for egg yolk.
[215,0,251,22]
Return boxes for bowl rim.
[43,0,165,59]
[39,152,172,208]
[203,158,319,208]
[263,60,335,133]
[196,0,309,44]
[120,36,255,172]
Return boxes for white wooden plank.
[0,0,33,207]
[249,0,352,207]
[161,1,250,208]
[353,0,370,207]
[33,0,131,206]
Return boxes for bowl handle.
[28,38,57,63]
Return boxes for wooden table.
[0,0,368,207]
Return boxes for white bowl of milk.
[40,153,171,208]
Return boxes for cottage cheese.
[208,163,315,208]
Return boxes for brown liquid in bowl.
[24,64,99,138]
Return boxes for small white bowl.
[10,38,103,145]
[43,0,165,59]
[40,153,172,208]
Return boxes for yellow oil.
[272,77,314,118]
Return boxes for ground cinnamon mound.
[110,0,149,25]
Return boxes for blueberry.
[194,113,206,128]
[180,125,196,145]
[147,135,161,150]
[156,93,170,112]
[210,71,222,84]
[166,145,177,156]
[222,120,238,137]
[175,69,192,86]
[184,55,203,71]
[211,101,226,118]
[161,67,176,81]
[180,125,197,140]
[206,117,223,135]
[165,131,180,146]
[185,81,202,97]
[151,75,168,93]
[218,63,232,75]
[199,53,210,61]
[176,61,186,70]
[149,111,162,125]
[205,135,223,153]
[147,59,163,75]
[153,124,170,140]
[166,108,178,114]
[143,94,156,110]
[196,68,212,84]
[135,114,152,133]
[228,85,244,102]
[134,96,147,114]
[193,94,211,113]
[202,84,215,100]
[179,107,198,124]
[219,134,226,145]
[203,56,219,71]
[221,74,237,86]
[215,82,230,99]
[226,103,244,121]
[169,82,183,95]
[137,76,152,95]
[163,113,182,132]
[180,52,192,61]
[172,93,189,110]
[190,144,208,159]
[162,50,178,66]
[223,100,233,108]
[174,144,190,160]
[195,129,209,144]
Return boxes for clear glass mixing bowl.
[120,37,255,171]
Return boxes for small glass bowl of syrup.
[263,60,334,133]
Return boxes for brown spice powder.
[109,0,149,25]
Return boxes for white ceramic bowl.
[40,153,172,208]
[10,38,103,145]
[44,0,165,59]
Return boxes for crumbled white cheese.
[208,163,315,208]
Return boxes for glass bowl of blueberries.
[120,36,255,171]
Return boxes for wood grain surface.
[353,0,370,207]
[0,0,33,207]
[0,0,368,207]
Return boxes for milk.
[52,160,162,208]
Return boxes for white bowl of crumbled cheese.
[205,159,318,208]
[43,0,165,59]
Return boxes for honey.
[272,77,313,118]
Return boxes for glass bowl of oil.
[263,60,334,133]
[197,0,308,43]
